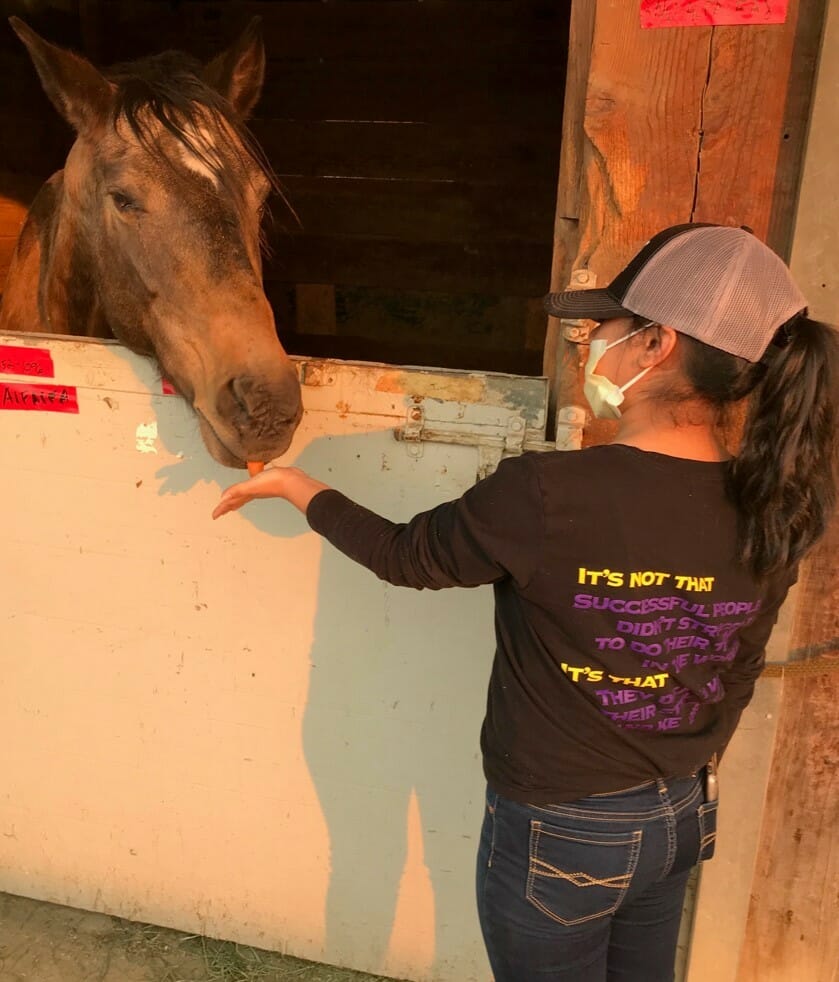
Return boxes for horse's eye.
[109,190,138,214]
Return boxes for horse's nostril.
[228,376,251,416]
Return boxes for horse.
[0,17,302,469]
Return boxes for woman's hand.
[212,466,331,520]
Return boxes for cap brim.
[543,289,635,321]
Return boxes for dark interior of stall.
[0,0,569,375]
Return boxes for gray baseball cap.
[544,223,808,362]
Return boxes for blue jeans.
[476,774,717,981]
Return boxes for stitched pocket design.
[697,800,718,862]
[526,821,642,926]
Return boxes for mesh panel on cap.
[622,227,807,361]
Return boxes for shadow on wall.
[150,400,496,981]
[300,439,494,980]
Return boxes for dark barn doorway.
[0,1,570,375]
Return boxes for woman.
[212,224,838,981]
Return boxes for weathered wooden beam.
[737,662,839,981]
[551,0,821,425]
[735,3,839,975]
[548,0,712,440]
[691,2,818,244]
[544,0,596,432]
[735,519,839,982]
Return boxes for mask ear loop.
[615,320,661,391]
[601,319,660,354]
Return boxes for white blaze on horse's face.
[7,16,302,470]
[176,123,222,189]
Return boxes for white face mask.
[583,327,653,419]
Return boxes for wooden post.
[544,0,596,439]
[737,562,839,980]
[736,3,839,975]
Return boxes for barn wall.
[0,334,548,981]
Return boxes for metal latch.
[394,406,533,473]
[398,405,425,458]
[505,416,526,453]
[560,270,595,344]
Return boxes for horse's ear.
[9,17,112,132]
[202,17,265,119]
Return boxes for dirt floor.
[0,893,399,982]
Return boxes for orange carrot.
[247,461,265,477]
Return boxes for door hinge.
[394,408,535,475]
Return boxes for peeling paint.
[375,371,486,404]
[135,421,159,454]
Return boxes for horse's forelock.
[107,53,279,202]
[100,51,298,250]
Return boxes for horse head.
[7,17,302,468]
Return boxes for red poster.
[1,382,79,414]
[641,1,789,28]
[0,344,55,378]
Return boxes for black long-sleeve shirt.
[307,445,794,804]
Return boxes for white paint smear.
[135,422,159,454]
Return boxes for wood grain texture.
[692,14,798,240]
[556,0,814,407]
[767,0,829,259]
[555,0,596,221]
[574,13,710,280]
[737,522,839,982]
[264,235,552,296]
[275,175,556,244]
[252,118,561,186]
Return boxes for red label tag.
[0,344,55,378]
[161,379,177,395]
[1,382,79,413]
[641,0,789,28]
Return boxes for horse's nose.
[228,375,257,418]
[221,372,301,427]
[217,367,301,437]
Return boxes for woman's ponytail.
[726,315,839,579]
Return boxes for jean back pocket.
[697,800,718,861]
[527,821,642,927]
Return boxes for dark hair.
[646,313,839,579]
